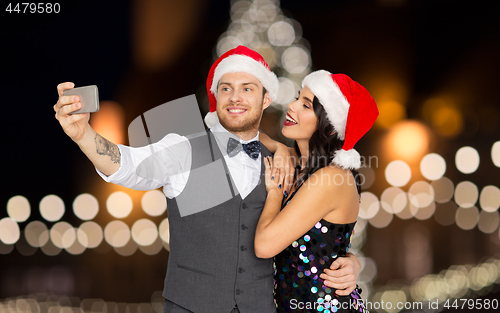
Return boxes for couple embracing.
[54,46,377,313]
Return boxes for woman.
[256,70,378,312]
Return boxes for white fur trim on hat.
[332,148,361,170]
[302,70,350,140]
[204,111,219,129]
[210,54,279,102]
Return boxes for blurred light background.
[1,0,499,312]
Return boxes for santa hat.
[204,45,279,128]
[302,70,379,170]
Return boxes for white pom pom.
[332,149,361,170]
[204,111,219,128]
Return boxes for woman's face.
[282,87,318,142]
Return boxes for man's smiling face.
[215,72,271,134]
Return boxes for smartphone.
[64,85,100,114]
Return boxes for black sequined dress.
[274,188,368,313]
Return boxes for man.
[54,46,360,313]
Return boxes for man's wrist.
[74,124,94,146]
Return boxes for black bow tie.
[227,137,261,160]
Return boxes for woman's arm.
[259,132,297,193]
[259,132,281,153]
[255,164,354,258]
[259,133,299,161]
[255,161,361,293]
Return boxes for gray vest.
[162,130,276,313]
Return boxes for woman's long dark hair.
[292,96,361,195]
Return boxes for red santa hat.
[302,70,379,170]
[205,45,279,128]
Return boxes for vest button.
[240,245,246,251]
[241,224,247,230]
[238,267,244,273]
[242,203,247,209]
[236,289,242,295]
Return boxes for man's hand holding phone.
[54,82,95,142]
[54,82,120,176]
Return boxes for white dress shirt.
[97,122,262,199]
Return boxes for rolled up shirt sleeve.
[96,133,191,198]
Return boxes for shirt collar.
[211,121,260,153]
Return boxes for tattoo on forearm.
[95,134,121,164]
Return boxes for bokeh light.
[281,46,309,74]
[359,257,378,283]
[431,177,454,203]
[40,195,65,222]
[16,236,37,256]
[0,241,14,254]
[359,192,380,219]
[90,101,125,144]
[380,290,406,313]
[385,121,430,162]
[478,211,500,234]
[255,43,276,67]
[413,201,436,221]
[408,181,435,208]
[0,217,20,245]
[455,147,480,174]
[380,187,407,214]
[455,206,479,230]
[141,190,167,217]
[376,100,406,129]
[215,0,311,117]
[50,222,76,249]
[66,237,86,255]
[395,198,415,220]
[7,195,31,222]
[159,218,170,251]
[17,234,37,257]
[407,257,500,303]
[217,36,242,56]
[106,191,133,219]
[138,236,164,256]
[479,185,500,212]
[77,221,104,248]
[359,167,375,190]
[40,238,62,256]
[454,181,478,208]
[385,160,411,187]
[492,141,500,167]
[275,77,298,106]
[369,207,393,228]
[267,21,295,46]
[73,193,99,221]
[431,106,463,137]
[104,220,131,248]
[354,217,368,234]
[114,238,137,256]
[434,201,458,226]
[468,266,490,291]
[131,219,158,246]
[420,153,446,181]
[25,221,49,248]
